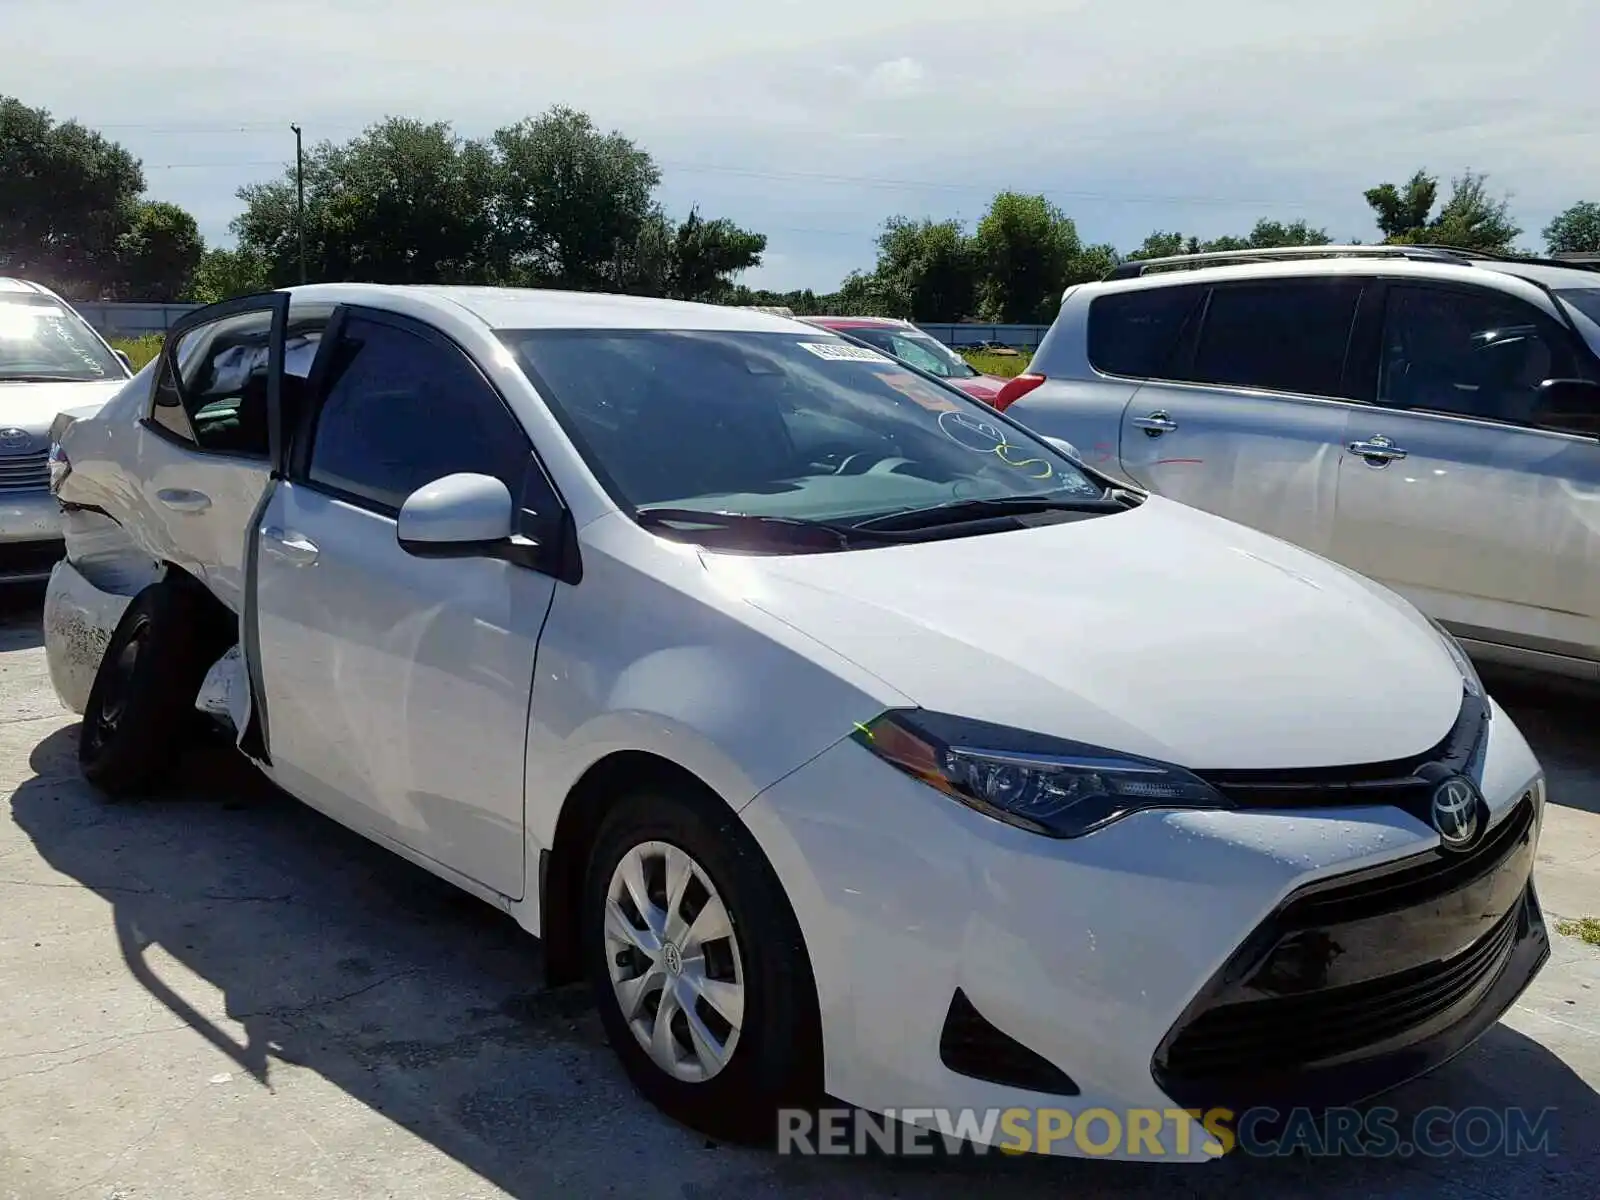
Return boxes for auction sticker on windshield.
[798,341,893,363]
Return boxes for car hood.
[0,379,127,438]
[703,496,1465,771]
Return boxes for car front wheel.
[582,784,820,1143]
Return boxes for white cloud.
[6,0,1599,290]
[860,57,929,98]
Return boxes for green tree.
[0,96,145,294]
[973,192,1081,323]
[233,117,498,286]
[185,246,271,304]
[1364,171,1439,241]
[115,200,205,300]
[668,208,766,302]
[490,106,661,289]
[866,217,977,322]
[1543,201,1600,255]
[1364,170,1519,251]
[1242,218,1328,248]
[1126,219,1329,263]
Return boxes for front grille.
[1161,902,1519,1081]
[0,539,63,580]
[1154,792,1537,1107]
[0,450,49,493]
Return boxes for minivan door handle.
[1132,411,1178,436]
[1348,435,1408,465]
[261,525,320,565]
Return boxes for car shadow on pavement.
[9,723,1599,1200]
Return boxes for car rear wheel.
[582,785,820,1143]
[79,579,233,796]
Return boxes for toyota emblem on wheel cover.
[1430,776,1483,850]
[0,428,31,453]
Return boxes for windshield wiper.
[849,492,1134,533]
[635,507,871,550]
[0,373,95,383]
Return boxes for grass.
[1554,916,1600,947]
[960,349,1034,378]
[110,332,1033,380]
[109,335,164,371]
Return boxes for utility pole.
[289,123,307,284]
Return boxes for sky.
[7,0,1599,292]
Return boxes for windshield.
[0,295,125,383]
[844,327,979,378]
[502,330,1102,534]
[1556,288,1600,355]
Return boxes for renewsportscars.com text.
[777,1105,1558,1159]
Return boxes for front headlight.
[852,710,1230,838]
[47,441,70,495]
[1428,618,1483,698]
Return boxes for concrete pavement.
[1,590,1596,1199]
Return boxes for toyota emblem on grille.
[0,428,31,453]
[1430,776,1483,850]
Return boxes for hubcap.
[603,840,744,1083]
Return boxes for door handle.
[1132,411,1178,436]
[156,487,211,513]
[261,525,320,565]
[1348,435,1408,465]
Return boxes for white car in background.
[44,285,1548,1158]
[0,277,131,581]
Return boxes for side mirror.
[113,349,132,371]
[1043,435,1082,461]
[1533,378,1600,435]
[397,473,514,555]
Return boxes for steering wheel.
[833,452,913,476]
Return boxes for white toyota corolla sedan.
[43,285,1549,1159]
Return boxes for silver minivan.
[998,245,1600,681]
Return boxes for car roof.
[802,315,913,330]
[282,283,817,333]
[1478,262,1600,290]
[1085,250,1600,298]
[0,277,57,296]
[1077,255,1600,304]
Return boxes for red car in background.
[800,316,1009,405]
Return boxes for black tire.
[79,579,234,796]
[582,785,822,1143]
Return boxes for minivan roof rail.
[1102,244,1473,281]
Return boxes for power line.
[101,120,1318,209]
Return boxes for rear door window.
[1087,285,1204,378]
[1183,279,1363,398]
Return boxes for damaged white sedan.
[44,285,1550,1157]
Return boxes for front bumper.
[0,489,64,581]
[740,697,1547,1161]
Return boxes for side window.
[149,308,327,456]
[1378,285,1592,426]
[1183,279,1363,398]
[1087,285,1204,378]
[306,316,531,513]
